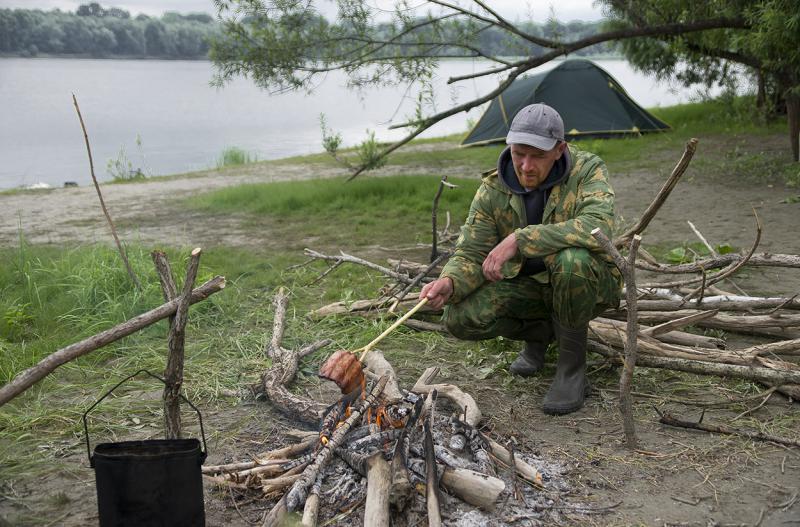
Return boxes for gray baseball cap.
[506,103,565,150]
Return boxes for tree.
[601,0,799,161]
[210,0,751,178]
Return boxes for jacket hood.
[494,145,572,195]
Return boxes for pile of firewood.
[207,289,592,526]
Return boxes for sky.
[0,0,606,22]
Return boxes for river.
[0,57,709,190]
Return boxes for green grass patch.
[186,174,481,248]
[216,146,258,168]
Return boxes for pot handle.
[83,369,208,466]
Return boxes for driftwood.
[163,247,202,439]
[482,435,543,486]
[423,415,443,527]
[362,349,404,405]
[636,253,800,274]
[412,367,481,427]
[364,453,391,527]
[72,93,142,290]
[588,341,800,386]
[300,474,323,527]
[439,467,505,511]
[0,276,226,407]
[656,409,800,448]
[259,288,332,422]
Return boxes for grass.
[216,146,258,169]
[187,174,481,248]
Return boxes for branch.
[0,276,226,407]
[615,139,698,247]
[72,94,141,290]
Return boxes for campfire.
[203,288,576,527]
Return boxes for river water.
[0,57,707,189]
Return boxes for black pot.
[84,370,208,527]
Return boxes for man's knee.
[549,247,602,328]
[442,304,486,340]
[550,247,597,280]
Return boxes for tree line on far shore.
[0,2,619,60]
[0,3,218,59]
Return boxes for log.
[362,349,403,405]
[0,276,226,407]
[623,295,800,312]
[605,309,800,339]
[657,410,800,448]
[308,292,434,318]
[412,367,481,427]
[423,417,442,527]
[364,453,391,527]
[304,248,416,284]
[439,467,505,511]
[164,247,201,439]
[301,474,323,527]
[635,252,800,274]
[590,320,800,373]
[482,437,543,486]
[588,341,800,385]
[640,309,719,337]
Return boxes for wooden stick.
[151,250,178,301]
[356,297,429,360]
[439,467,505,511]
[304,248,415,284]
[640,309,719,337]
[588,341,800,385]
[431,174,456,263]
[364,453,391,527]
[594,228,642,449]
[389,251,449,313]
[164,247,201,439]
[635,252,800,273]
[615,138,697,247]
[424,415,442,527]
[657,409,800,447]
[72,93,141,291]
[682,211,761,301]
[412,367,481,427]
[482,435,543,486]
[301,473,323,527]
[268,287,289,359]
[0,276,226,407]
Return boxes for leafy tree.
[76,2,105,17]
[603,0,800,161]
[210,0,749,178]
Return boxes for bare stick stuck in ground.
[72,93,142,291]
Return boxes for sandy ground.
[1,139,800,526]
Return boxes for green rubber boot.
[542,319,590,415]
[509,341,547,376]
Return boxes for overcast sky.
[0,0,605,22]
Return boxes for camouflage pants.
[442,247,621,343]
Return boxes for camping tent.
[461,59,670,146]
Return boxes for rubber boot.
[509,341,547,376]
[542,319,589,415]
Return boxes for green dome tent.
[461,59,670,146]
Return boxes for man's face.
[510,142,567,189]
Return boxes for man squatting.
[421,103,622,415]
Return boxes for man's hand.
[420,277,454,310]
[482,232,518,282]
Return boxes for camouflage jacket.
[440,144,618,304]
